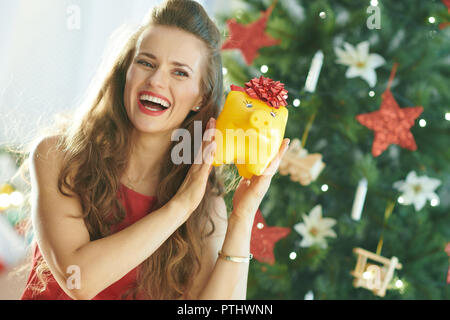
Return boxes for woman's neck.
[124,129,173,186]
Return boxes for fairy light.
[419,119,427,127]
[289,252,297,260]
[304,291,314,300]
[319,12,326,19]
[257,222,265,229]
[397,196,405,204]
[293,99,301,107]
[9,191,24,206]
[222,67,228,75]
[363,271,372,279]
[430,197,439,207]
[321,184,329,192]
[260,65,269,74]
[395,280,403,288]
[369,91,375,97]
[445,112,450,121]
[370,0,379,6]
[428,17,436,24]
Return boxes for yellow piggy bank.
[212,76,289,179]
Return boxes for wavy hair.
[12,0,239,300]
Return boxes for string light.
[395,280,404,288]
[419,119,427,127]
[428,17,436,24]
[222,67,228,75]
[260,65,269,74]
[370,0,379,6]
[321,184,329,192]
[430,197,439,207]
[369,91,375,97]
[397,196,405,204]
[293,99,301,107]
[257,222,265,229]
[445,112,450,121]
[9,191,24,206]
[304,291,314,300]
[289,252,297,260]
[319,12,326,19]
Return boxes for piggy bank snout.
[249,109,272,129]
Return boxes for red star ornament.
[250,209,291,265]
[222,8,281,65]
[356,89,423,157]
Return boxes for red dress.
[21,183,157,300]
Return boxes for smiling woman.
[15,0,288,301]
[17,0,230,300]
[123,24,208,130]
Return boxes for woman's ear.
[192,96,205,112]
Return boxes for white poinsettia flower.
[294,205,337,249]
[393,171,442,211]
[334,41,385,87]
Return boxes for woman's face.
[124,25,207,135]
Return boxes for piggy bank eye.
[244,100,253,108]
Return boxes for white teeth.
[144,106,165,111]
[139,94,170,108]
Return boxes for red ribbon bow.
[231,76,289,109]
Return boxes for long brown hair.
[13,0,238,300]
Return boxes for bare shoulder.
[30,134,83,217]
[31,135,64,163]
[30,135,68,191]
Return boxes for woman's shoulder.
[31,135,65,162]
[30,135,68,184]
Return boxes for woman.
[19,0,289,300]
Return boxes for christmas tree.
[217,0,450,299]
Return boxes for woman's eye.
[137,60,154,68]
[174,70,189,77]
[136,60,188,77]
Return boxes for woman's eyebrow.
[137,52,194,73]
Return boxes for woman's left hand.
[231,138,290,225]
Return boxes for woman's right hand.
[173,117,217,215]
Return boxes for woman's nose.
[146,67,167,89]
